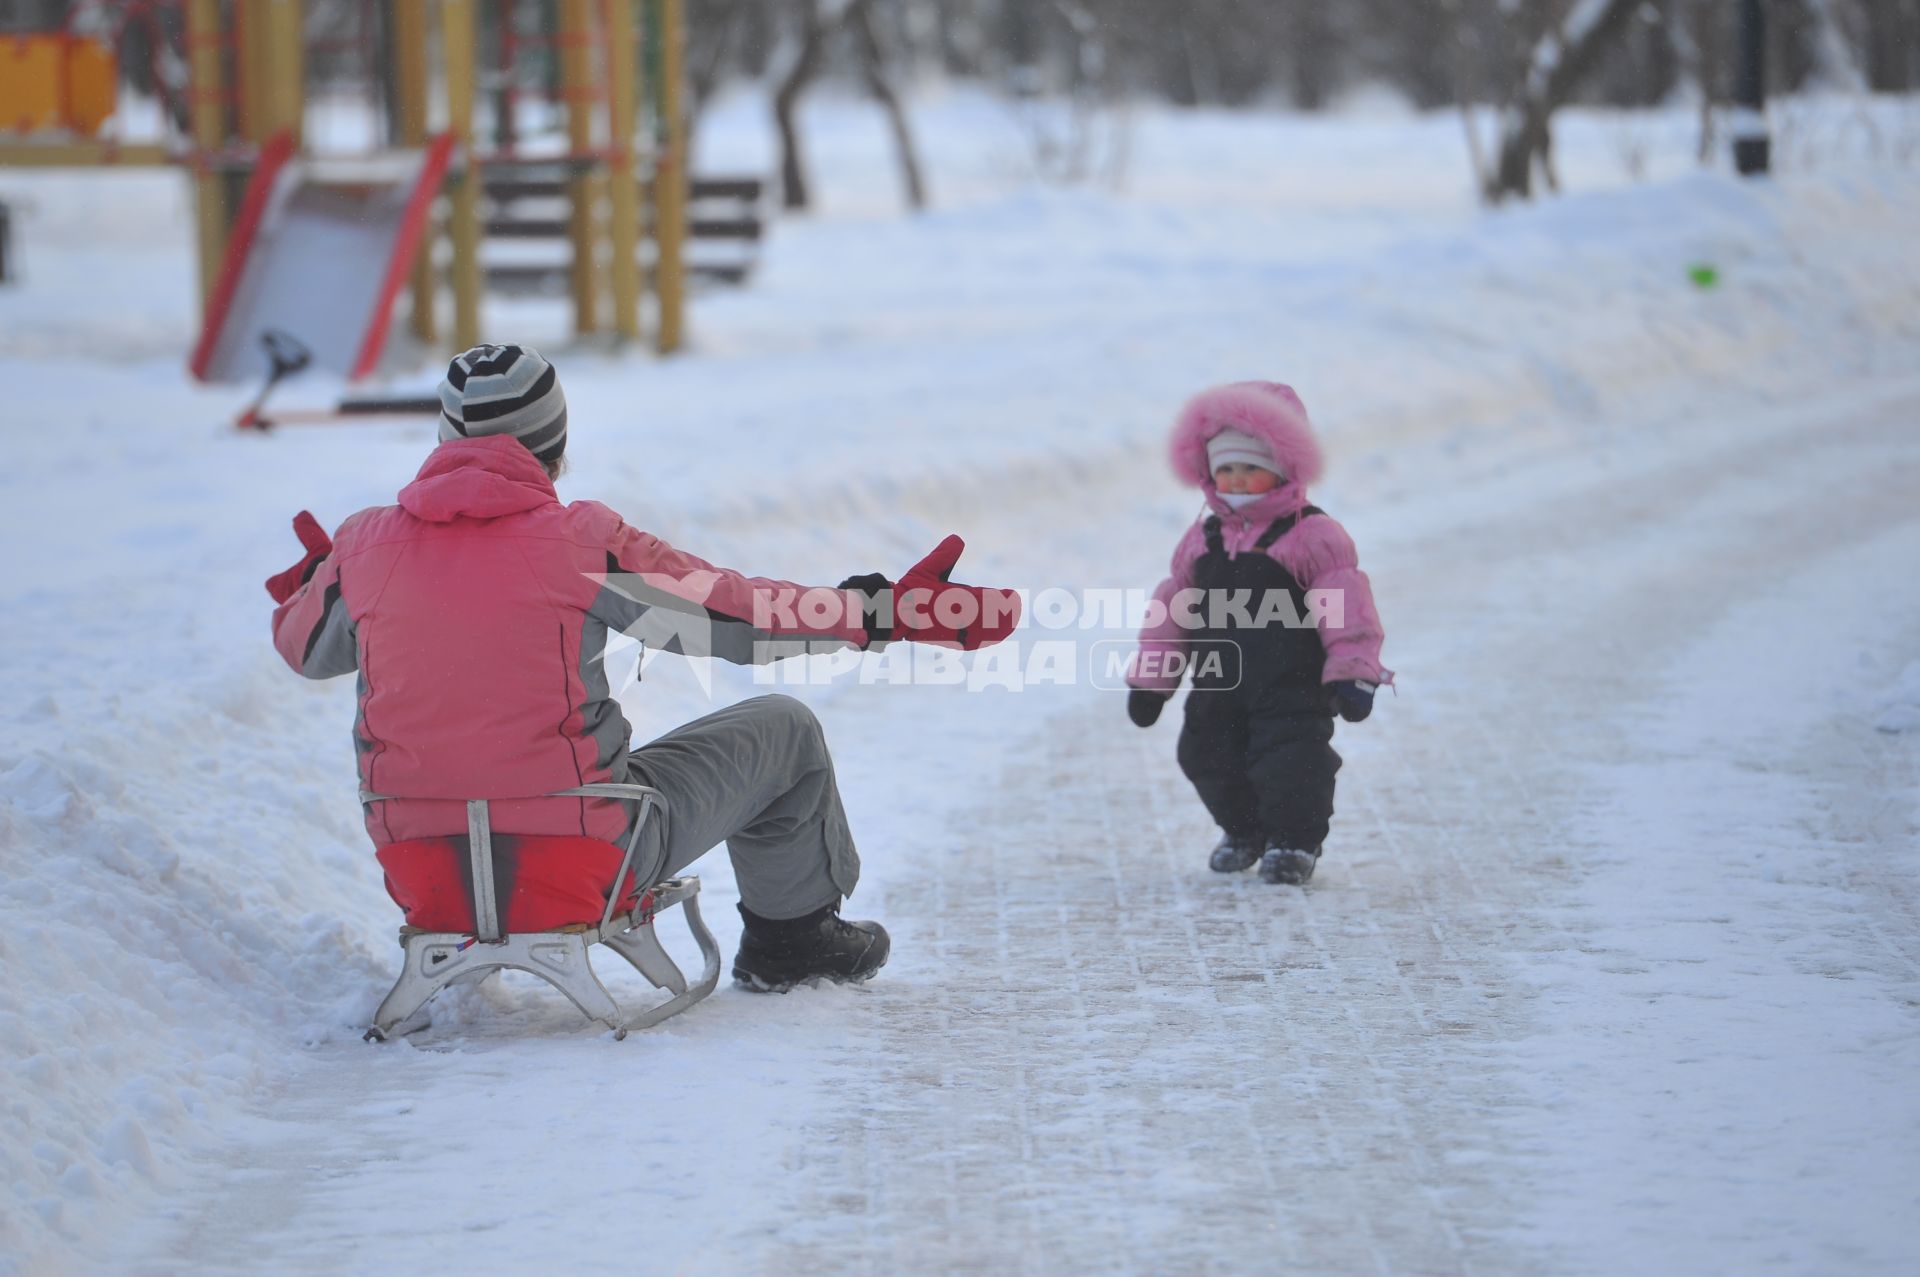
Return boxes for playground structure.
[0,0,694,371]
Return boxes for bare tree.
[1482,0,1645,202]
[682,0,1906,188]
[849,0,929,209]
[997,0,1132,184]
[773,0,830,209]
[772,0,930,213]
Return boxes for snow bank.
[0,661,394,1269]
[3,95,1918,1271]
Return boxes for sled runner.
[361,784,721,1041]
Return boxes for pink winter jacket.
[1128,382,1391,695]
[271,436,869,848]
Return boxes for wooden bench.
[480,163,766,295]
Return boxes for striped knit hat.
[438,344,568,465]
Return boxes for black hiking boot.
[1208,834,1265,873]
[732,902,891,993]
[1258,845,1321,886]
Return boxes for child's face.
[1213,463,1280,494]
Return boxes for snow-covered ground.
[3,92,1919,1275]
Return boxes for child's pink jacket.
[1128,382,1390,695]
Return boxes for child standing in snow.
[1126,382,1389,885]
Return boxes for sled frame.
[362,784,722,1041]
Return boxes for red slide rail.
[187,128,296,382]
[350,131,456,380]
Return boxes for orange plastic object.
[0,35,117,137]
[63,38,117,136]
[1,37,62,134]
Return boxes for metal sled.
[362,784,722,1041]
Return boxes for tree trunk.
[1485,0,1645,203]
[1490,101,1548,200]
[849,0,929,210]
[773,0,828,211]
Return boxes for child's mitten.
[265,511,333,604]
[1127,689,1168,728]
[1327,679,1376,723]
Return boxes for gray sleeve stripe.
[592,572,854,667]
[300,580,359,679]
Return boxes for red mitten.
[265,511,334,604]
[893,535,1021,650]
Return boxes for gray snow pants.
[618,694,859,921]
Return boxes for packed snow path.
[121,374,1920,1276]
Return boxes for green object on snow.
[1688,263,1721,289]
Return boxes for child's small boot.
[1208,833,1265,873]
[1259,845,1321,885]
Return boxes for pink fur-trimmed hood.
[1168,381,1324,490]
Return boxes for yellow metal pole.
[653,0,688,354]
[236,2,264,142]
[264,0,305,144]
[559,0,601,336]
[184,0,229,311]
[604,0,643,343]
[393,0,437,343]
[240,3,266,141]
[442,0,482,349]
[236,1,302,143]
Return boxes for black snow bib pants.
[1175,508,1342,851]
